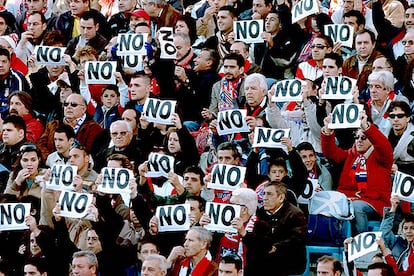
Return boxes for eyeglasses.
[63,102,84,108]
[389,113,407,119]
[402,40,414,46]
[372,66,391,71]
[20,144,37,153]
[311,45,328,49]
[368,84,385,90]
[111,131,128,137]
[354,135,367,140]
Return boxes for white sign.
[85,61,117,85]
[234,19,264,43]
[143,98,176,125]
[145,152,175,178]
[208,164,246,191]
[217,109,250,135]
[0,203,30,231]
[298,179,318,204]
[322,76,356,100]
[292,0,319,24]
[392,171,414,202]
[35,46,66,66]
[46,164,78,191]
[328,103,363,129]
[271,79,303,102]
[123,55,144,71]
[324,24,354,48]
[97,167,133,194]
[252,127,290,149]
[117,33,147,56]
[204,202,241,233]
[58,191,93,219]
[348,232,382,261]
[156,204,191,232]
[159,27,176,59]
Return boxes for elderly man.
[141,254,168,276]
[8,91,44,143]
[37,93,105,162]
[71,251,99,276]
[94,120,145,172]
[167,226,218,276]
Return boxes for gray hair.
[174,32,191,46]
[188,226,213,248]
[231,188,258,216]
[146,0,166,6]
[368,70,394,91]
[144,254,168,273]
[110,120,133,133]
[72,250,99,270]
[244,73,268,92]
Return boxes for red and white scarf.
[179,251,213,276]
[219,77,242,111]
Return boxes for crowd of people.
[0,0,413,274]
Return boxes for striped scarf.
[219,77,242,111]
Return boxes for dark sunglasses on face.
[388,113,406,119]
[354,135,367,141]
[64,102,83,107]
[311,45,327,49]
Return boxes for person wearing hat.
[126,9,151,33]
[7,91,44,143]
[107,0,138,37]
[0,33,27,75]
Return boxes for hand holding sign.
[159,27,176,59]
[252,127,290,149]
[348,232,382,261]
[216,109,250,135]
[234,20,264,43]
[271,79,303,102]
[292,0,319,23]
[35,46,66,66]
[207,164,246,191]
[145,153,175,178]
[204,202,241,233]
[322,76,356,100]
[328,103,363,129]
[143,98,177,125]
[324,24,354,48]
[0,203,31,231]
[392,171,414,202]
[85,61,117,85]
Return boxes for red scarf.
[219,77,243,111]
[179,252,212,276]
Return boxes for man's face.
[252,0,271,18]
[355,32,375,59]
[244,79,266,108]
[69,0,89,16]
[217,10,234,33]
[24,264,44,276]
[9,95,29,116]
[2,122,23,146]
[299,149,316,171]
[369,79,390,104]
[311,37,331,61]
[265,12,279,34]
[230,42,248,60]
[86,230,102,254]
[141,259,166,276]
[389,106,410,134]
[217,149,239,165]
[322,58,341,77]
[194,50,212,72]
[317,261,339,276]
[0,54,10,76]
[80,18,98,40]
[183,229,206,257]
[69,147,89,172]
[268,165,286,182]
[186,198,203,226]
[354,129,372,153]
[344,16,361,34]
[263,185,284,212]
[141,0,157,17]
[71,256,97,276]
[0,17,7,36]
[212,0,226,9]
[174,36,191,60]
[342,0,354,13]
[222,59,243,80]
[54,132,73,154]
[218,263,241,276]
[118,0,136,12]
[110,123,133,150]
[46,65,65,78]
[138,243,159,261]
[372,57,392,72]
[405,7,414,30]
[27,13,47,38]
[122,109,138,132]
[27,0,46,12]
[183,172,202,195]
[101,89,119,108]
[64,94,87,120]
[403,31,414,58]
[129,77,149,103]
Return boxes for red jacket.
[22,113,44,143]
[321,124,393,216]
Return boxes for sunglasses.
[111,131,128,137]
[20,144,37,153]
[354,135,367,141]
[311,45,328,49]
[63,102,84,107]
[389,113,406,119]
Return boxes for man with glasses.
[37,93,104,162]
[321,110,393,234]
[394,30,414,84]
[296,34,333,81]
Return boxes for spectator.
[141,254,168,276]
[91,84,123,130]
[316,255,343,276]
[23,257,49,276]
[8,91,44,143]
[141,0,181,33]
[367,262,396,276]
[107,0,138,36]
[218,253,243,276]
[0,33,27,76]
[45,124,75,168]
[71,251,99,276]
[228,41,261,76]
[321,110,393,234]
[195,0,226,39]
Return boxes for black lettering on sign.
[159,205,186,226]
[332,104,359,124]
[351,233,377,255]
[211,165,242,186]
[236,21,261,40]
[362,233,376,249]
[119,34,144,52]
[125,55,140,68]
[102,168,130,189]
[221,205,236,226]
[326,77,352,96]
[61,192,88,213]
[87,62,113,80]
[301,180,313,199]
[294,0,314,17]
[218,110,244,130]
[49,165,74,187]
[256,128,285,144]
[0,204,25,224]
[145,99,173,120]
[160,28,176,56]
[325,24,351,42]
[399,175,414,197]
[275,79,302,98]
[37,46,63,63]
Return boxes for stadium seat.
[368,220,381,231]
